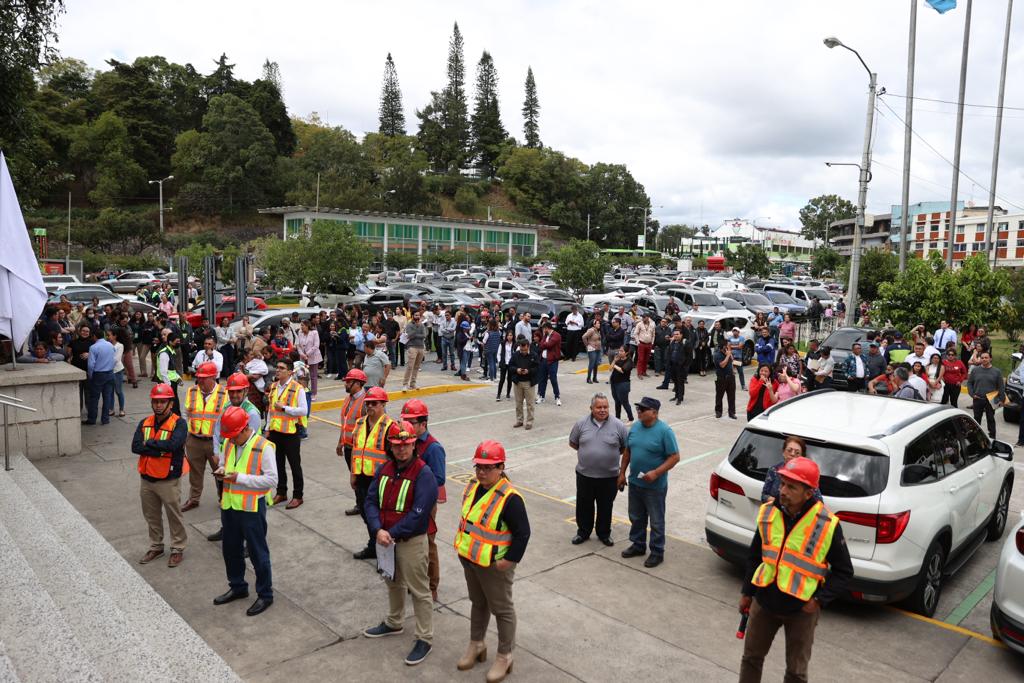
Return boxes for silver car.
[992,513,1024,654]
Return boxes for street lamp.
[148,175,174,234]
[824,36,877,327]
[628,205,663,252]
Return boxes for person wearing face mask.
[131,384,189,568]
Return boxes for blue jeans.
[86,371,115,424]
[112,370,125,411]
[441,337,455,369]
[628,485,667,555]
[485,350,498,380]
[537,360,560,399]
[222,501,273,600]
[587,350,601,382]
[459,349,474,377]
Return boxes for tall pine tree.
[522,66,540,148]
[378,53,406,136]
[441,22,470,171]
[470,51,506,179]
[262,59,283,96]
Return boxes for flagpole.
[898,0,917,273]
[984,0,1013,267]
[945,0,973,269]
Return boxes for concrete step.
[0,498,101,682]
[7,455,238,682]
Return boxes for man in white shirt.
[564,305,585,362]
[514,313,533,343]
[933,321,957,354]
[192,337,224,376]
[903,341,932,369]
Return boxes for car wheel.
[742,341,754,365]
[986,477,1013,541]
[905,540,945,618]
[1003,403,1021,424]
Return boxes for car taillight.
[1016,527,1024,555]
[836,510,911,544]
[709,472,744,501]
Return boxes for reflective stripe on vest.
[340,392,367,447]
[138,413,188,479]
[220,433,275,512]
[352,415,394,477]
[751,501,839,601]
[378,475,412,512]
[454,478,518,567]
[158,346,180,383]
[185,383,227,436]
[267,379,306,434]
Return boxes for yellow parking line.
[574,364,610,375]
[886,606,1005,648]
[311,383,488,412]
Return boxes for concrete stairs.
[0,454,239,683]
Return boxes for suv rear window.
[728,429,889,497]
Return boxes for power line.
[885,92,1024,112]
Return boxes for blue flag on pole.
[925,0,956,13]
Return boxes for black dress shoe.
[621,545,646,558]
[644,554,664,568]
[246,597,273,616]
[598,537,614,547]
[571,534,589,545]
[213,589,249,605]
[206,528,223,542]
[353,546,377,560]
[344,505,361,516]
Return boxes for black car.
[1005,352,1023,423]
[499,299,591,353]
[820,326,879,390]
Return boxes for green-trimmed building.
[259,206,555,266]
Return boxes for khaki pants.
[512,382,536,426]
[136,343,150,378]
[739,598,820,683]
[403,346,425,388]
[140,477,187,552]
[185,434,217,503]
[385,533,433,643]
[462,557,516,654]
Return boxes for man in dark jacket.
[509,336,540,430]
[653,317,671,376]
[659,330,689,405]
[537,321,563,406]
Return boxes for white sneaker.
[536,397,544,404]
[556,398,562,406]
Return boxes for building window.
[997,239,1007,249]
[286,218,304,238]
[929,241,938,250]
[1017,237,1024,248]
[355,221,384,238]
[956,224,964,234]
[998,222,1008,232]
[954,243,966,253]
[484,230,510,252]
[511,232,535,257]
[454,228,481,245]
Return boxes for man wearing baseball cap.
[738,457,853,683]
[362,421,439,666]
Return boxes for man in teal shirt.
[616,396,679,568]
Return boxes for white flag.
[0,151,48,352]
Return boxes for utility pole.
[586,213,590,241]
[148,175,174,234]
[945,0,973,269]
[898,0,917,272]
[985,0,1013,267]
[65,191,71,274]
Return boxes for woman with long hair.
[746,363,778,421]
[495,330,516,401]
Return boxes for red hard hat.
[473,440,506,465]
[150,383,175,399]
[226,372,250,391]
[400,399,428,420]
[220,406,250,439]
[387,420,418,444]
[343,368,368,383]
[195,362,218,378]
[364,386,389,403]
[777,456,820,490]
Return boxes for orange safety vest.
[184,383,228,436]
[138,413,190,479]
[351,414,394,477]
[267,379,307,434]
[339,391,367,448]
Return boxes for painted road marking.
[944,569,997,627]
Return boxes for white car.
[705,392,1014,617]
[992,514,1024,654]
[42,274,82,293]
[692,277,749,293]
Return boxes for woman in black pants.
[609,346,634,422]
[495,330,515,401]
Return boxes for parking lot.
[35,353,1024,680]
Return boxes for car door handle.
[949,485,960,494]
[977,472,986,479]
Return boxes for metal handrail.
[0,396,38,472]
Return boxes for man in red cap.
[131,384,189,567]
[351,386,395,559]
[207,373,263,543]
[401,399,447,600]
[362,420,438,666]
[181,361,228,512]
[336,368,368,516]
[738,456,853,683]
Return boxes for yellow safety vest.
[454,478,520,567]
[751,501,839,601]
[220,433,275,512]
[184,383,227,436]
[158,345,180,383]
[351,414,394,477]
[267,379,307,434]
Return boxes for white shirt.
[908,374,929,398]
[903,353,929,368]
[853,355,864,378]
[112,342,124,373]
[273,377,308,416]
[192,349,224,376]
[245,357,268,391]
[515,321,532,342]
[218,431,278,492]
[933,328,957,352]
[566,313,584,331]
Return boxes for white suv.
[704,391,1014,617]
[992,514,1024,654]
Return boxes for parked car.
[692,277,749,293]
[819,326,879,390]
[720,291,777,316]
[485,278,532,293]
[42,275,82,293]
[95,297,161,317]
[761,290,809,319]
[228,307,322,337]
[301,284,373,308]
[49,286,125,305]
[499,299,591,352]
[662,287,728,313]
[762,283,837,309]
[992,513,1024,654]
[1004,352,1023,423]
[705,392,1015,617]
[180,296,267,327]
[103,271,164,294]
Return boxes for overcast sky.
[58,0,1024,231]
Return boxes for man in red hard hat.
[336,368,369,517]
[181,361,227,512]
[401,399,447,600]
[362,420,438,666]
[207,373,263,543]
[738,456,853,683]
[131,384,189,567]
[351,386,395,560]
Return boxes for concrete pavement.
[34,356,1024,680]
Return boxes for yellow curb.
[574,364,610,374]
[266,302,299,309]
[310,383,489,413]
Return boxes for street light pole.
[148,175,174,234]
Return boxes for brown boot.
[456,641,487,671]
[486,652,513,682]
[167,551,184,568]
[139,549,164,564]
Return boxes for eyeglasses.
[474,464,499,472]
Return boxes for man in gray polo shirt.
[568,393,629,546]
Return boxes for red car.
[179,296,266,327]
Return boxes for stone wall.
[0,362,85,460]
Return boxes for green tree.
[262,59,283,95]
[454,185,479,214]
[80,207,159,255]
[384,251,419,270]
[245,78,296,156]
[69,111,146,206]
[799,194,855,242]
[174,242,242,282]
[549,240,609,299]
[172,93,277,211]
[838,248,897,303]
[581,162,651,247]
[810,247,842,278]
[256,221,373,292]
[378,53,406,137]
[727,243,771,278]
[440,22,470,172]
[415,91,447,173]
[206,53,241,99]
[280,114,375,208]
[522,66,540,148]
[362,132,438,213]
[478,251,507,269]
[997,268,1024,344]
[470,51,506,179]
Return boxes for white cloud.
[57,0,1024,228]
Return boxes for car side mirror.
[901,464,935,485]
[992,440,1014,461]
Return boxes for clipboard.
[376,542,395,581]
